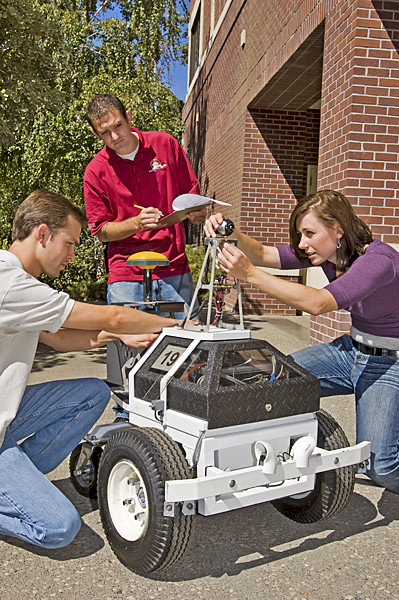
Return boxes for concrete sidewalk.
[0,315,398,600]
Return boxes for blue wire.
[232,358,252,384]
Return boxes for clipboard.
[156,202,210,227]
[156,194,231,228]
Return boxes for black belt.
[352,338,399,359]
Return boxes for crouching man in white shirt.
[0,189,179,549]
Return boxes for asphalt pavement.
[0,314,398,600]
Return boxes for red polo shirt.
[84,128,199,282]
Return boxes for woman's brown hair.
[289,190,373,273]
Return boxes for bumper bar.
[165,441,371,503]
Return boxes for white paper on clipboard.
[157,194,231,228]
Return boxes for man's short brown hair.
[86,94,128,130]
[12,190,87,241]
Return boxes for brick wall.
[184,0,399,343]
[184,0,327,317]
[238,276,302,315]
[227,107,320,314]
[318,0,399,228]
[184,0,326,164]
[311,0,399,344]
[242,107,320,238]
[309,310,352,345]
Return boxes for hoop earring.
[336,238,342,249]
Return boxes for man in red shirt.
[84,94,205,420]
[84,94,205,316]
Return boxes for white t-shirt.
[116,139,140,161]
[0,250,75,446]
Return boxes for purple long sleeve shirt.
[278,239,399,338]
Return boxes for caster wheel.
[69,443,102,498]
[271,409,355,523]
[98,427,194,574]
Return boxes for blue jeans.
[0,378,110,548]
[107,272,198,320]
[290,334,399,494]
[108,272,198,420]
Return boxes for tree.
[0,0,63,145]
[0,0,189,298]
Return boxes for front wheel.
[97,427,194,574]
[271,409,355,523]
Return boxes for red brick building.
[182,0,399,344]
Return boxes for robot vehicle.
[70,221,371,575]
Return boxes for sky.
[165,62,189,101]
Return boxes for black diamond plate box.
[134,335,320,429]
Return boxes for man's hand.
[98,207,162,242]
[118,333,158,348]
[136,207,163,231]
[187,206,208,225]
[204,212,225,237]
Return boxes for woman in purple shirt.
[205,190,399,494]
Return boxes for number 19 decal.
[151,345,186,372]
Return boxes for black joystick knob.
[217,219,235,237]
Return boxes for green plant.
[185,243,225,305]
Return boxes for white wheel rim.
[107,460,149,541]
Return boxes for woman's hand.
[216,242,258,282]
[204,212,225,237]
[187,206,208,225]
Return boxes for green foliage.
[185,244,225,304]
[0,0,192,300]
[185,244,206,288]
[0,0,63,145]
[118,0,188,72]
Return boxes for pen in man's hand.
[134,204,163,217]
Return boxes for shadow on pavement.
[1,468,397,577]
[31,343,107,374]
[148,485,398,582]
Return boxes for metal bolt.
[334,457,339,465]
[123,498,134,506]
[265,403,272,412]
[165,503,173,512]
[228,479,236,488]
[186,502,193,510]
[127,476,140,485]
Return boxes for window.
[173,349,209,385]
[189,6,201,84]
[219,349,299,387]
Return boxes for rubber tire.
[271,409,355,523]
[97,427,194,574]
[69,443,102,499]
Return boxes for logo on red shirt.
[149,158,167,173]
